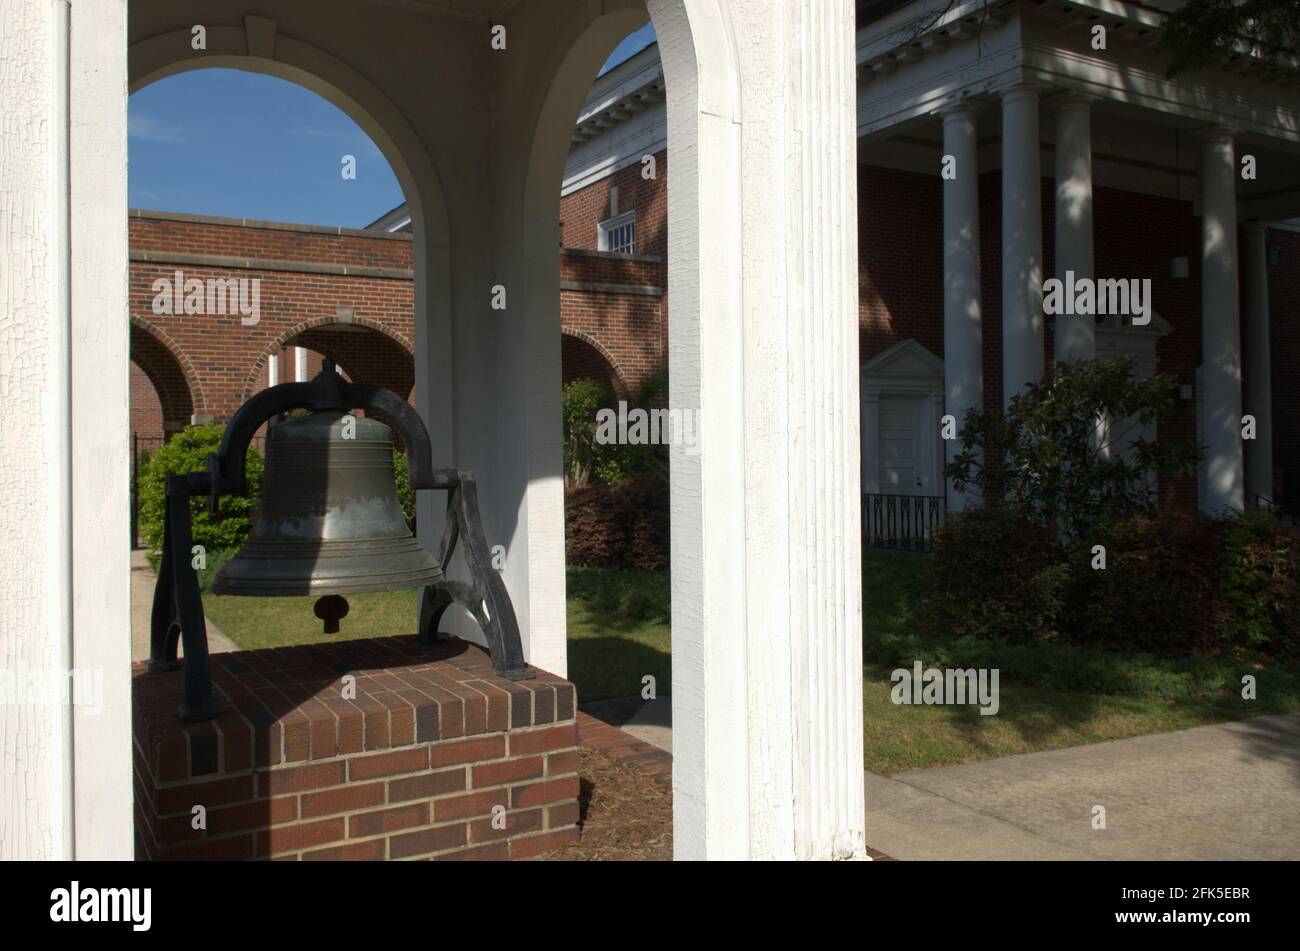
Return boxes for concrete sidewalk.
[579,696,673,754]
[582,695,1300,859]
[865,713,1300,860]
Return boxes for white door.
[878,396,930,495]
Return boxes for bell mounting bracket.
[149,361,534,723]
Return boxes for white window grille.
[598,211,636,254]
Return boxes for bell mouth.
[211,536,443,597]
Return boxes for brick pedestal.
[133,636,580,860]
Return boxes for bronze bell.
[211,410,443,598]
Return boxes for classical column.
[1001,85,1045,406]
[267,351,280,387]
[1198,127,1245,514]
[293,346,309,382]
[1053,94,1095,363]
[1,0,131,858]
[648,0,865,859]
[1242,221,1273,502]
[942,104,983,512]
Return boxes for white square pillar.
[652,0,866,860]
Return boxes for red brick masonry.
[133,636,580,860]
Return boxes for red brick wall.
[133,638,581,861]
[130,215,418,428]
[858,165,945,364]
[130,361,166,449]
[130,215,413,271]
[129,211,669,433]
[562,333,620,395]
[559,150,667,259]
[559,149,669,390]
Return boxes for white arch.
[128,23,456,469]
[516,0,761,859]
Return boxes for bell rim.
[208,565,444,598]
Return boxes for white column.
[942,104,983,512]
[1242,221,1273,502]
[1198,126,1245,514]
[1053,94,1095,363]
[651,0,865,859]
[1,0,131,858]
[1001,85,1045,405]
[293,346,308,382]
[267,351,280,387]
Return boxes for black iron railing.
[1254,494,1299,528]
[863,492,945,553]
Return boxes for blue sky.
[128,23,657,229]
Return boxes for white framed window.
[598,210,636,254]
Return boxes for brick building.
[131,15,1300,516]
[128,203,667,451]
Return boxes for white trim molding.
[861,339,946,496]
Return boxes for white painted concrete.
[1198,127,1245,515]
[652,0,866,860]
[1,0,132,859]
[1053,94,1095,364]
[0,0,869,861]
[1001,85,1045,407]
[1242,222,1273,503]
[941,104,983,512]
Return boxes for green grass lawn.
[566,566,670,703]
[198,555,669,703]
[860,548,1300,774]
[196,547,1300,774]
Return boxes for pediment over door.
[860,339,945,497]
[1094,311,1172,379]
[861,338,945,393]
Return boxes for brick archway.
[562,330,629,400]
[129,317,201,433]
[241,316,416,405]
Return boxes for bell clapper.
[314,595,350,634]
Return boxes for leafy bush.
[391,448,415,531]
[562,378,614,488]
[138,425,264,555]
[563,374,670,489]
[922,505,1300,659]
[1220,510,1300,652]
[1071,512,1228,656]
[920,507,1062,643]
[565,476,669,570]
[946,357,1201,544]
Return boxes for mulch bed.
[533,707,893,860]
[534,745,673,861]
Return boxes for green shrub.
[565,476,669,570]
[920,507,1062,643]
[391,448,415,531]
[946,357,1200,544]
[922,506,1299,659]
[138,425,264,555]
[562,375,670,489]
[1220,510,1300,653]
[1071,511,1228,656]
[562,378,613,488]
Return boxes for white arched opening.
[129,21,456,548]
